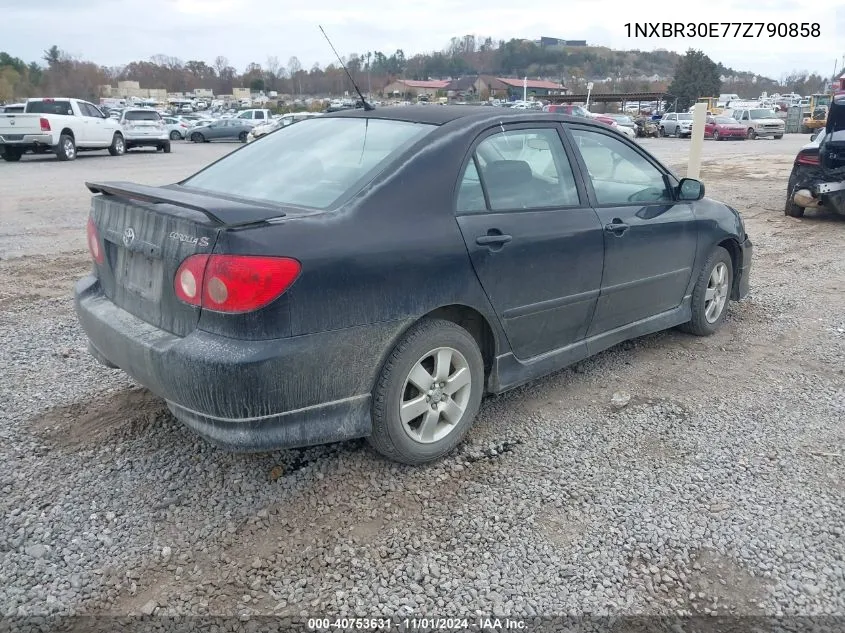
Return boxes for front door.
[80,102,108,144]
[566,125,698,336]
[455,124,605,360]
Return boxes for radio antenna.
[319,25,374,111]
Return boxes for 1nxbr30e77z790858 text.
[624,22,820,38]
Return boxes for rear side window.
[124,110,161,121]
[457,127,580,213]
[26,100,73,115]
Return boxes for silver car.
[187,119,254,143]
[659,112,693,138]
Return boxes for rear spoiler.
[85,181,286,227]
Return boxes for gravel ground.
[0,135,843,626]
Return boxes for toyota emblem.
[122,227,135,247]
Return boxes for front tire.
[747,128,757,140]
[369,318,484,465]
[774,134,783,140]
[680,247,733,337]
[108,133,125,156]
[712,130,720,141]
[238,131,248,143]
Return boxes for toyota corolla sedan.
[704,116,747,140]
[75,106,752,465]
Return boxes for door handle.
[604,219,630,235]
[476,233,512,247]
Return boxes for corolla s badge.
[122,227,135,247]
[169,231,209,247]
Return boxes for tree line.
[0,39,832,104]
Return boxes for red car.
[704,116,747,140]
[543,104,617,128]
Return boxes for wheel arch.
[60,127,74,140]
[716,237,743,300]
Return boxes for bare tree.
[265,55,280,91]
[288,56,302,76]
[213,56,229,76]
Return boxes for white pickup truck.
[0,97,125,162]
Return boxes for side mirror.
[678,178,705,201]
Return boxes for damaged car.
[75,106,752,465]
[785,92,845,218]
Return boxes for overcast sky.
[1,0,843,80]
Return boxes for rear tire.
[785,173,806,218]
[680,246,733,337]
[107,133,125,156]
[169,130,181,140]
[2,148,23,162]
[238,131,248,143]
[191,132,204,143]
[368,318,484,465]
[162,141,171,153]
[55,134,76,161]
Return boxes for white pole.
[523,76,527,102]
[586,81,594,109]
[687,102,707,180]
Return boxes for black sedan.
[75,106,752,464]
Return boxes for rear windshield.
[677,113,693,120]
[124,110,161,121]
[182,117,436,209]
[26,100,73,115]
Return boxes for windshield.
[124,110,161,121]
[750,109,776,119]
[677,113,693,120]
[182,117,436,209]
[713,117,736,124]
[26,100,73,115]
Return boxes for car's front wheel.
[747,128,757,139]
[712,130,720,141]
[238,131,248,143]
[369,318,484,465]
[680,246,733,336]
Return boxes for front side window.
[570,128,672,206]
[182,117,436,209]
[469,128,579,211]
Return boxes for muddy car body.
[75,106,752,464]
[785,92,845,217]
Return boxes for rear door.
[454,123,605,360]
[565,124,697,335]
[90,195,220,336]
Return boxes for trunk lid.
[87,182,287,337]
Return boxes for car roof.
[323,105,607,129]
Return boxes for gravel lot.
[1,135,843,625]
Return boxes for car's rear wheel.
[191,132,204,143]
[680,246,733,337]
[785,172,806,218]
[2,148,23,162]
[369,318,484,465]
[162,141,171,153]
[169,130,181,140]
[238,131,248,143]
[55,134,76,161]
[108,133,125,156]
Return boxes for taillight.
[796,151,820,166]
[87,217,104,264]
[40,117,51,132]
[174,255,301,313]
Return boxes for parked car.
[0,97,124,161]
[163,116,191,140]
[0,103,25,114]
[118,108,171,152]
[784,92,845,217]
[75,106,752,465]
[188,118,255,143]
[659,112,693,137]
[725,108,785,139]
[703,116,747,140]
[247,111,323,142]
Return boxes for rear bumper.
[0,133,53,146]
[124,132,169,144]
[74,274,408,451]
[735,237,753,300]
